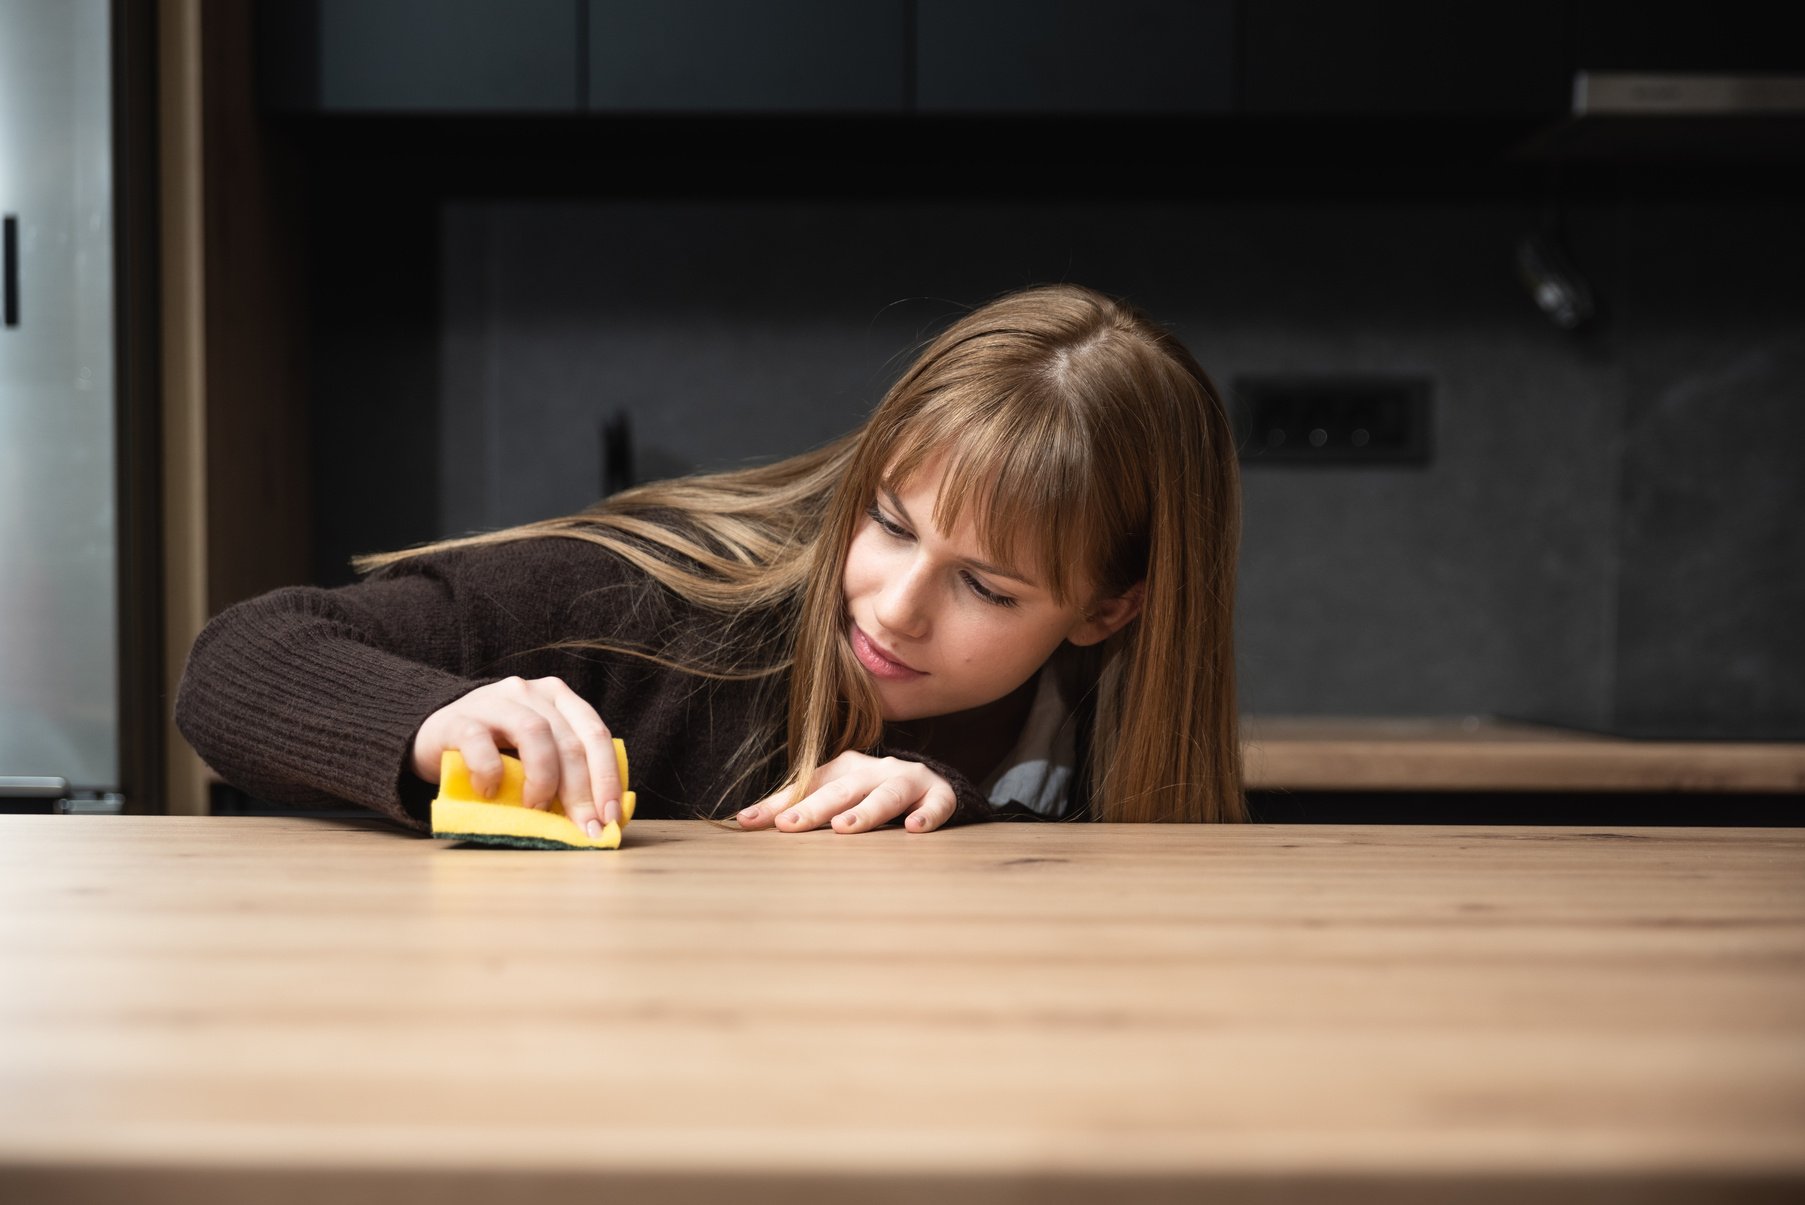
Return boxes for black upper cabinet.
[1571,0,1805,72]
[1240,0,1568,118]
[259,0,581,113]
[914,0,1236,115]
[588,1,907,112]
[256,0,1798,129]
[259,0,908,115]
[258,0,1566,120]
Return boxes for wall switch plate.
[1231,375,1432,465]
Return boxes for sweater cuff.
[879,748,1001,828]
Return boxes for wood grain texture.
[1244,716,1805,792]
[2,817,1801,1204]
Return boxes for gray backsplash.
[311,193,1803,739]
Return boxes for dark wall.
[302,168,1803,741]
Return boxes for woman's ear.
[1066,581,1145,648]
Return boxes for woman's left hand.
[737,751,958,834]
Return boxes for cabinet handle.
[3,215,17,328]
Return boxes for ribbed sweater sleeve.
[173,567,504,830]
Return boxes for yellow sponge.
[430,741,636,850]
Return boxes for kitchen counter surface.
[1244,716,1805,793]
[2,815,1802,1203]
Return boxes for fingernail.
[782,811,800,826]
[603,799,620,826]
[839,813,859,829]
[585,819,603,840]
[738,807,759,822]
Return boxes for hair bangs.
[873,382,1117,607]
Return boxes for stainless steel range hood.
[1509,71,1805,162]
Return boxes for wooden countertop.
[2,816,1802,1203]
[1244,716,1805,793]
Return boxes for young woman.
[174,282,1245,835]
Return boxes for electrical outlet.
[1231,375,1432,465]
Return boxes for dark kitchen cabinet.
[914,0,1236,114]
[252,0,1667,124]
[259,0,907,115]
[252,0,1801,170]
[587,0,907,112]
[258,0,581,112]
[1240,0,1569,117]
[1572,0,1805,72]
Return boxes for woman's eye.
[962,571,1018,609]
[867,504,909,538]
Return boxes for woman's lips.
[851,625,925,680]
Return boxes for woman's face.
[841,455,1140,722]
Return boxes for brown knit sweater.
[173,535,1007,832]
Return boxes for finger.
[489,697,583,813]
[774,777,864,832]
[547,683,620,836]
[831,775,921,834]
[743,752,873,829]
[454,722,506,799]
[737,779,802,829]
[902,780,960,833]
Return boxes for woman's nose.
[874,559,930,638]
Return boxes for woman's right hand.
[411,676,624,839]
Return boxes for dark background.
[250,0,1803,757]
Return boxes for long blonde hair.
[352,283,1244,822]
